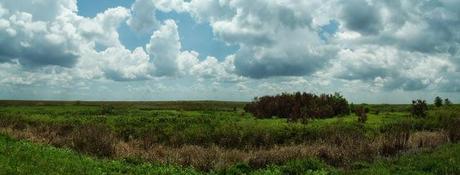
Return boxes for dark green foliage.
[349,103,355,113]
[221,158,335,175]
[435,111,460,142]
[221,163,252,174]
[244,92,349,121]
[365,104,411,113]
[444,98,452,106]
[280,159,333,175]
[434,96,443,107]
[445,117,460,142]
[354,106,368,124]
[372,109,380,115]
[411,99,428,118]
[100,104,114,115]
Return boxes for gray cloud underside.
[0,0,459,93]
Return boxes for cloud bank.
[0,0,459,102]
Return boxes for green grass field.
[0,101,459,174]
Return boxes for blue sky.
[77,0,133,17]
[0,0,459,103]
[77,0,238,59]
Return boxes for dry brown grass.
[0,123,453,171]
[0,127,51,144]
[408,131,449,149]
[114,140,322,171]
[0,124,116,157]
[70,124,116,157]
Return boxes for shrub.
[411,100,428,118]
[439,115,460,142]
[354,106,368,124]
[70,124,116,157]
[364,107,370,113]
[434,96,443,107]
[244,92,349,122]
[100,104,114,115]
[444,98,452,106]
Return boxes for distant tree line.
[244,92,350,122]
[411,96,454,118]
[434,96,452,107]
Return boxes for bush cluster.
[434,96,453,107]
[434,96,443,107]
[411,99,428,118]
[244,92,350,121]
[70,124,116,157]
[354,106,368,124]
[100,104,114,115]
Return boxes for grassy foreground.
[1,134,459,174]
[348,143,460,175]
[0,134,200,175]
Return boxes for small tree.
[411,99,428,118]
[349,103,355,114]
[355,106,367,124]
[444,98,452,106]
[434,96,443,107]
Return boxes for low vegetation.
[0,98,458,174]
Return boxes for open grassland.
[1,133,459,175]
[0,101,459,174]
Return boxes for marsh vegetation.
[0,96,459,174]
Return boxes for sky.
[0,0,459,103]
